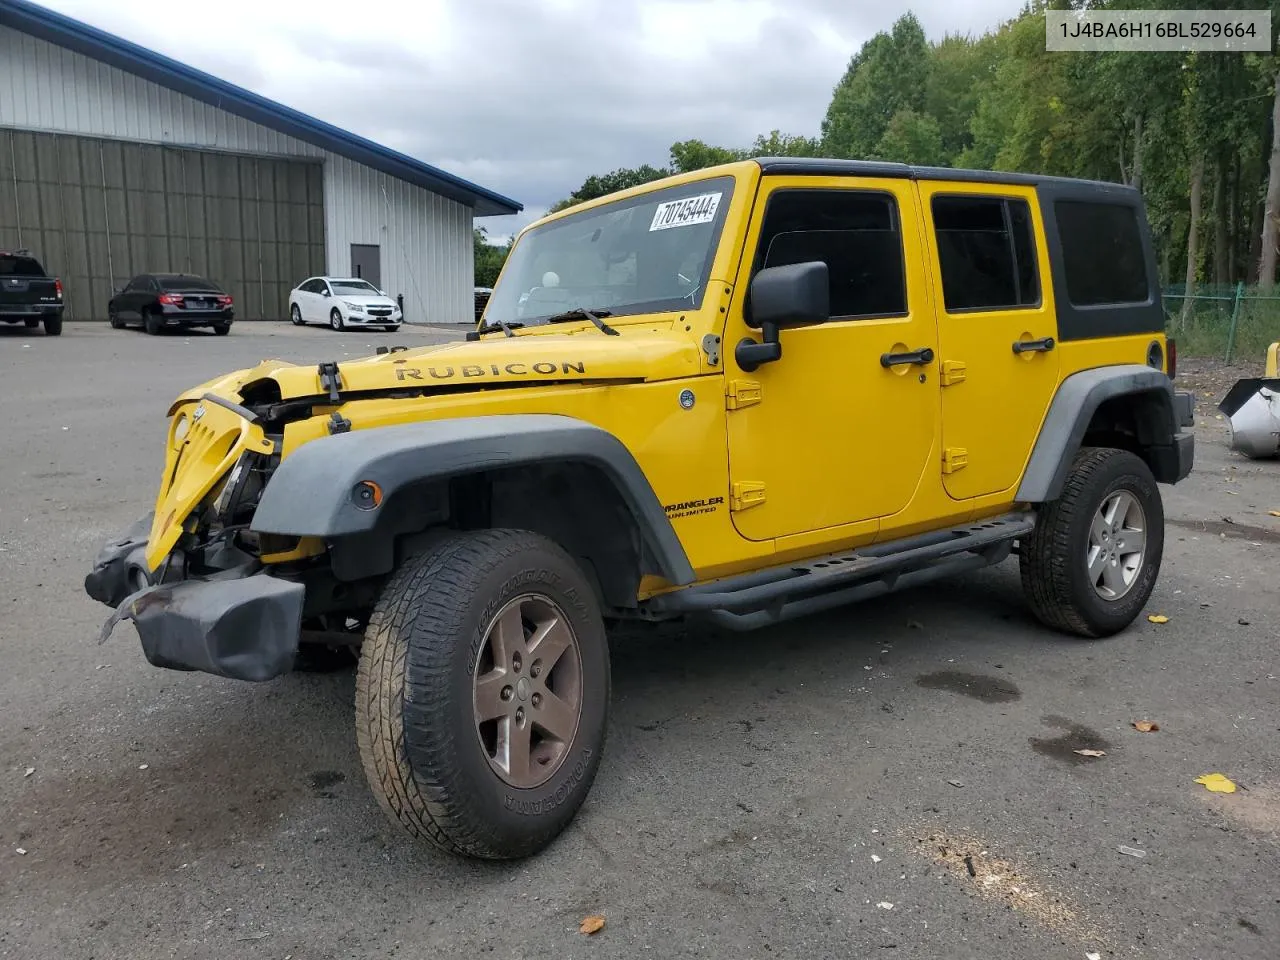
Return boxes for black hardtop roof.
[752,157,1138,196]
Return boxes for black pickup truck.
[1,250,64,336]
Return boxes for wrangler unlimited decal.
[395,361,587,381]
[663,496,724,519]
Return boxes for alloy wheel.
[472,593,583,789]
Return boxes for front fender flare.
[250,414,695,586]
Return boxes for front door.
[725,177,941,542]
[351,244,381,289]
[917,183,1061,500]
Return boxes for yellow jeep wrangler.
[86,158,1195,860]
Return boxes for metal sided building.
[0,0,521,323]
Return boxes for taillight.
[54,278,63,300]
[1167,337,1177,379]
[217,295,233,306]
[158,293,183,305]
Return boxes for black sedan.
[108,274,234,335]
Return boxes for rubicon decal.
[663,496,724,519]
[395,361,587,381]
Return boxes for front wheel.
[356,529,609,860]
[290,304,304,326]
[108,307,123,329]
[1020,447,1164,638]
[329,308,344,331]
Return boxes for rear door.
[917,182,1060,500]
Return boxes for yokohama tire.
[356,529,609,860]
[1020,447,1164,638]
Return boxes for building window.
[1054,200,1149,306]
[932,195,1039,311]
[754,189,907,319]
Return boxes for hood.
[167,326,703,411]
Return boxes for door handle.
[880,346,935,368]
[1012,336,1055,354]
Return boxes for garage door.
[0,129,326,321]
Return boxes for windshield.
[485,175,735,326]
[332,280,378,295]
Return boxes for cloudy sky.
[45,0,1025,239]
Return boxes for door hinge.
[942,447,969,474]
[730,481,767,511]
[726,379,762,410]
[940,360,967,386]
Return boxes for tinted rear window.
[157,276,217,291]
[0,255,45,276]
[1054,201,1149,306]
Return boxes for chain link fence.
[1161,283,1280,361]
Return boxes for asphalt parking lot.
[1,321,1277,960]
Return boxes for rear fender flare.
[1017,364,1179,502]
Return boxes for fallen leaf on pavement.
[1147,615,1169,624]
[1195,773,1237,794]
[1132,721,1160,733]
[1269,510,1280,518]
[23,767,34,777]
[579,916,606,935]
[1073,749,1106,758]
[876,902,894,910]
[1087,952,1102,959]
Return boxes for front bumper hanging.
[88,516,305,682]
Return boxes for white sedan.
[288,276,402,331]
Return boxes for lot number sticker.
[650,192,722,231]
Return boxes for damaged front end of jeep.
[86,383,315,681]
[84,331,692,681]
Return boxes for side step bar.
[642,512,1035,631]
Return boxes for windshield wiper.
[545,307,620,336]
[469,319,523,339]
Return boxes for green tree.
[821,13,930,159]
[473,227,510,288]
[669,140,747,172]
[874,109,945,165]
[749,130,823,157]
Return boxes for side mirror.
[736,261,829,372]
[321,289,331,298]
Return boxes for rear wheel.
[1020,447,1164,638]
[330,308,344,331]
[212,322,231,336]
[356,529,609,860]
[43,315,62,336]
[144,310,162,335]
